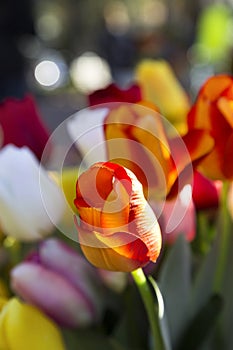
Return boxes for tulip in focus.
[74,162,162,272]
[0,297,65,350]
[135,59,190,133]
[11,238,103,328]
[0,145,65,241]
[188,75,233,180]
[0,94,51,161]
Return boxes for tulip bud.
[74,162,162,272]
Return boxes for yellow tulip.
[135,59,190,133]
[0,298,65,350]
[50,167,79,213]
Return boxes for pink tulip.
[11,238,103,328]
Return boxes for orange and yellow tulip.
[74,162,162,272]
[188,75,233,180]
[104,103,214,200]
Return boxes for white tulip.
[0,145,65,241]
[67,107,108,167]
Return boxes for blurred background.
[1,0,233,132]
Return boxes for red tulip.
[192,171,222,210]
[74,162,162,272]
[0,94,51,160]
[88,83,142,106]
[188,75,233,180]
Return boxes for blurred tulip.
[135,59,190,133]
[104,103,214,200]
[11,238,103,328]
[88,83,142,106]
[192,171,222,210]
[0,145,65,241]
[67,107,109,166]
[74,162,162,272]
[0,94,51,161]
[188,75,233,180]
[0,297,65,350]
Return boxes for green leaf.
[190,234,219,316]
[176,294,223,350]
[158,235,192,347]
[62,328,118,350]
[148,276,172,350]
[217,230,233,349]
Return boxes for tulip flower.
[0,297,65,350]
[0,145,65,241]
[104,103,214,201]
[0,94,51,161]
[135,59,190,133]
[88,83,142,106]
[192,171,222,210]
[74,161,162,272]
[11,238,103,328]
[187,74,233,180]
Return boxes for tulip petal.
[67,108,108,166]
[0,95,51,160]
[217,97,233,128]
[135,59,190,123]
[180,129,215,165]
[0,298,65,350]
[0,145,65,241]
[223,133,233,179]
[78,227,150,272]
[88,83,142,105]
[200,75,232,101]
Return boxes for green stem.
[213,181,232,293]
[131,268,165,350]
